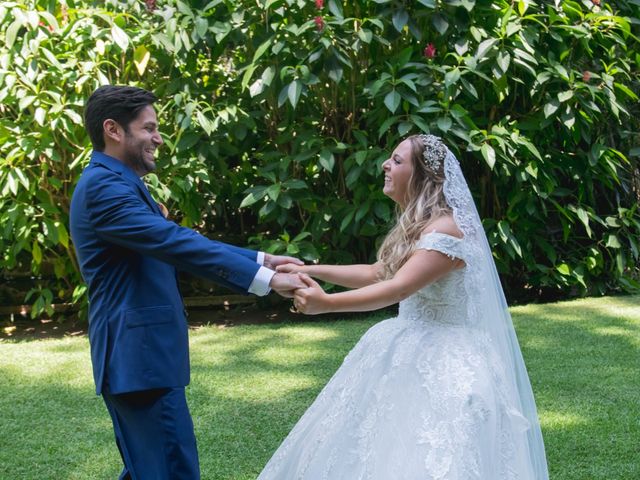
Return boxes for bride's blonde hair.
[377,134,451,279]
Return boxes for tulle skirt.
[257,317,534,480]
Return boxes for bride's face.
[382,139,414,208]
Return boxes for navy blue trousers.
[102,387,200,480]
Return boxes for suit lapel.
[132,177,162,215]
[90,151,161,215]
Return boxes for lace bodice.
[398,232,470,327]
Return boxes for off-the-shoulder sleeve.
[415,232,467,262]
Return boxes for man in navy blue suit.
[70,85,305,479]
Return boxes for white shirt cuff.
[248,266,275,296]
[256,251,265,265]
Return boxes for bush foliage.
[0,0,639,317]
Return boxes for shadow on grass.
[512,295,640,480]
[1,296,638,479]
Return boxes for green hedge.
[1,0,639,317]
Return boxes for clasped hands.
[265,254,326,315]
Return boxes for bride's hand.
[276,263,306,274]
[293,274,330,315]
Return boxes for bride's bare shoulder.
[422,215,463,239]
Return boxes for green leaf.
[14,168,29,190]
[111,25,129,51]
[496,51,510,73]
[392,10,408,32]
[288,80,302,108]
[543,99,559,118]
[328,0,344,18]
[357,28,373,43]
[355,151,368,165]
[32,241,42,265]
[252,38,273,63]
[5,19,22,49]
[436,116,452,133]
[134,45,151,76]
[606,234,621,249]
[240,187,267,208]
[460,77,478,99]
[6,171,18,195]
[614,82,638,100]
[481,143,496,169]
[576,208,591,237]
[454,38,469,56]
[398,122,412,136]
[266,184,281,201]
[196,111,214,135]
[319,149,335,172]
[475,39,497,61]
[339,209,355,232]
[378,116,398,139]
[57,222,69,248]
[444,68,461,88]
[432,14,449,35]
[19,96,36,110]
[518,0,529,15]
[556,263,570,276]
[41,48,63,69]
[558,90,573,103]
[384,90,401,113]
[195,17,209,39]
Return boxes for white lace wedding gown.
[258,233,541,480]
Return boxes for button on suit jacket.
[70,151,262,394]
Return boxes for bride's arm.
[277,263,382,288]
[294,249,464,314]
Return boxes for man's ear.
[103,119,123,144]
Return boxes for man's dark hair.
[84,85,158,151]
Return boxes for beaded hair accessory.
[418,134,447,171]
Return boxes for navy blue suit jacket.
[70,152,262,395]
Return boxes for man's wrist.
[248,266,275,296]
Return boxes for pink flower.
[592,0,601,5]
[314,16,324,31]
[424,43,436,59]
[145,0,157,11]
[582,70,591,82]
[315,0,324,9]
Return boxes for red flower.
[38,20,53,32]
[314,16,324,31]
[145,0,157,11]
[582,70,591,82]
[592,0,601,5]
[315,0,324,9]
[424,43,436,59]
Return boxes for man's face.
[122,105,163,176]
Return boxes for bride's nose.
[382,159,390,171]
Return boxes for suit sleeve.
[86,170,262,293]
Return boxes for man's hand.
[264,254,304,270]
[276,262,306,274]
[157,203,169,218]
[269,272,306,298]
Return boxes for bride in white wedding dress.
[258,134,549,480]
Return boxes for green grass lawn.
[1,295,638,479]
